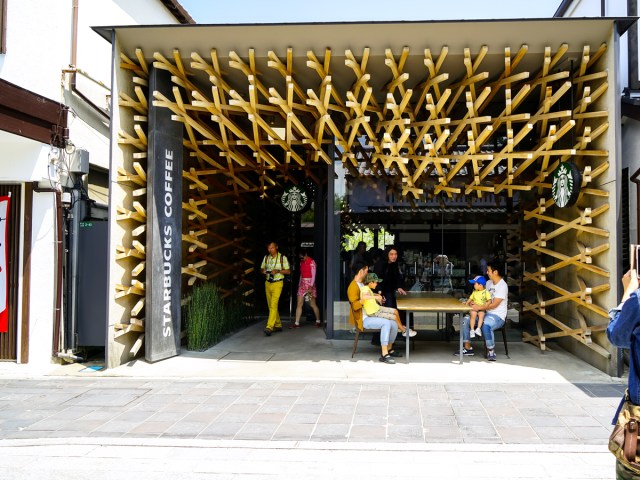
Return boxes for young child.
[360,273,417,338]
[467,275,492,338]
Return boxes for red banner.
[0,195,9,333]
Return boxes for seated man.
[348,261,400,364]
[455,259,508,361]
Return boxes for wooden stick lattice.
[115,41,612,358]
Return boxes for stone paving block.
[567,425,610,440]
[249,412,286,424]
[310,423,350,440]
[264,395,297,406]
[348,424,386,441]
[93,420,140,434]
[204,394,240,406]
[354,406,387,416]
[353,413,387,425]
[459,425,499,439]
[456,415,493,427]
[290,403,323,414]
[147,410,189,422]
[272,423,314,440]
[525,415,562,427]
[531,426,577,440]
[233,422,278,440]
[386,424,424,442]
[233,395,268,406]
[128,421,176,435]
[387,413,422,426]
[282,413,319,424]
[317,413,353,424]
[422,415,457,426]
[423,425,462,441]
[180,411,222,423]
[197,421,244,439]
[419,403,455,416]
[520,407,555,417]
[490,415,528,427]
[559,415,602,427]
[495,426,540,443]
[321,404,357,415]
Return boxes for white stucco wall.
[0,133,51,183]
[558,0,633,94]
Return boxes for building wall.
[0,0,184,366]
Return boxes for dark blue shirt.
[607,289,640,405]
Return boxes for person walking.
[260,241,290,336]
[607,268,640,479]
[291,248,322,329]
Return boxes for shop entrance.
[331,171,522,339]
[107,19,619,373]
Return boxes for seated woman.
[347,261,400,364]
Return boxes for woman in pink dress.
[290,248,322,328]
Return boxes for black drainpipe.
[630,0,640,90]
[632,168,640,244]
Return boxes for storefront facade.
[99,18,631,374]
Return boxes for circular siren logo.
[281,184,309,212]
[551,162,581,208]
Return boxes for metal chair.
[350,304,381,358]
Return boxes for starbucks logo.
[551,162,581,208]
[281,185,309,212]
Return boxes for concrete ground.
[0,319,626,479]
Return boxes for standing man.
[260,241,290,336]
[455,259,508,361]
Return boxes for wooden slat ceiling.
[126,35,610,201]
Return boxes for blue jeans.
[363,316,398,345]
[462,313,505,349]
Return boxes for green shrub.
[185,283,253,351]
[185,282,224,351]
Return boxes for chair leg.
[352,330,360,358]
[502,325,509,357]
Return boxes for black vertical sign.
[145,67,182,362]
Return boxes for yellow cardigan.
[347,280,364,331]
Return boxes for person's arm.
[260,256,267,275]
[309,260,317,287]
[396,265,407,295]
[608,270,640,348]
[272,254,291,276]
[348,281,363,312]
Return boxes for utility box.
[70,148,90,175]
[76,220,107,346]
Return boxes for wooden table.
[396,292,472,364]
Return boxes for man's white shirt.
[486,278,508,320]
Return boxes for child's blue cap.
[469,275,486,286]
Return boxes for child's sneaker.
[470,329,476,338]
[475,328,482,337]
[487,350,497,361]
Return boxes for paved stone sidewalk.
[0,377,622,444]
